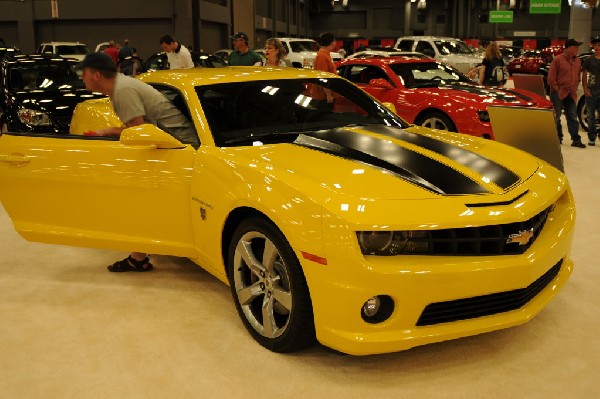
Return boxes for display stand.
[488,106,563,172]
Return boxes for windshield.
[389,62,471,88]
[434,40,474,55]
[197,78,407,147]
[8,62,83,91]
[290,40,319,53]
[56,45,91,55]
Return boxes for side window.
[398,40,414,52]
[346,65,368,84]
[150,84,200,147]
[346,65,389,85]
[415,41,435,57]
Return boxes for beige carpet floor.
[1,140,599,399]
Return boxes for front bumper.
[304,188,575,355]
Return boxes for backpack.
[485,58,506,86]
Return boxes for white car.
[394,36,481,74]
[346,49,428,60]
[35,41,91,62]
[276,37,341,68]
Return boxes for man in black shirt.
[582,35,600,146]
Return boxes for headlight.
[357,231,429,255]
[477,110,490,122]
[17,108,52,126]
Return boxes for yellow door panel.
[0,132,196,256]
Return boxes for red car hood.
[417,83,549,107]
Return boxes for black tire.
[577,95,600,132]
[577,96,588,131]
[0,117,8,134]
[227,217,316,353]
[416,111,457,132]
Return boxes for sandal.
[107,256,153,272]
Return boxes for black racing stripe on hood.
[364,125,520,190]
[294,130,489,195]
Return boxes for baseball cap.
[76,52,117,72]
[591,35,600,44]
[230,32,249,41]
[564,38,583,48]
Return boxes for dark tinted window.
[197,78,406,146]
[8,62,82,90]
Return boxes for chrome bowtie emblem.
[506,228,534,245]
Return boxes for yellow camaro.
[0,67,575,355]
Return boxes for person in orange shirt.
[311,32,337,111]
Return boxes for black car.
[0,38,21,62]
[141,51,227,72]
[0,54,105,134]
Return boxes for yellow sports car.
[0,67,575,355]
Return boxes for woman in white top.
[263,38,287,67]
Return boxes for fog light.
[363,297,381,317]
[361,295,395,324]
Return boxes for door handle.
[0,154,31,165]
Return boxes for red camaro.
[336,57,553,139]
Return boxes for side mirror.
[120,124,185,149]
[369,78,395,90]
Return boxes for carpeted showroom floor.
[0,134,598,398]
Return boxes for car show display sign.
[489,11,514,23]
[529,0,561,14]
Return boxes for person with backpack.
[479,41,505,87]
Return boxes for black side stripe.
[295,130,489,195]
[364,125,520,190]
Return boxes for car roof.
[39,41,86,45]
[348,50,428,59]
[276,38,316,42]
[340,56,437,66]
[2,53,78,65]
[137,66,339,89]
[396,36,464,41]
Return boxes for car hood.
[228,124,541,203]
[439,53,481,64]
[418,83,546,106]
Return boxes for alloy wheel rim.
[233,231,292,338]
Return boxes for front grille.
[408,205,553,256]
[416,260,562,326]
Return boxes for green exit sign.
[489,11,514,23]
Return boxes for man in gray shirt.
[78,52,198,272]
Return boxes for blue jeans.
[585,94,600,143]
[550,92,582,143]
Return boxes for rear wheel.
[416,111,457,132]
[577,95,600,132]
[227,217,315,353]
